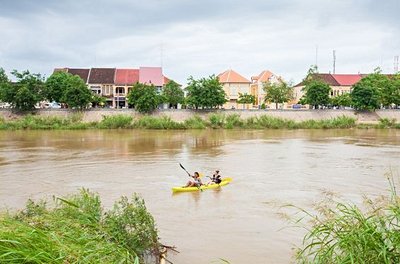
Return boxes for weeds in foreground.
[0,189,160,264]
[290,174,400,264]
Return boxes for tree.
[351,77,380,111]
[162,80,184,108]
[330,93,352,108]
[0,70,44,111]
[44,71,71,103]
[390,73,400,107]
[0,68,8,85]
[263,81,293,109]
[127,83,160,113]
[185,75,227,109]
[61,75,92,109]
[303,80,331,109]
[237,93,255,109]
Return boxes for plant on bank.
[127,83,161,113]
[0,189,160,264]
[263,81,293,110]
[293,176,400,264]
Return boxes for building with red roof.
[293,73,365,103]
[250,70,284,108]
[53,66,173,108]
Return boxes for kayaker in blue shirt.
[183,172,202,188]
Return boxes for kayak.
[172,177,232,193]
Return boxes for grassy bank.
[292,177,400,263]
[0,189,160,263]
[0,113,398,130]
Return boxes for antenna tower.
[333,50,336,74]
[395,56,399,73]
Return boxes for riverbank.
[0,111,399,130]
[1,109,400,123]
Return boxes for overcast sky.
[0,0,399,84]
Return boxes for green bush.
[208,113,225,128]
[224,114,243,129]
[133,115,183,129]
[0,189,159,263]
[183,115,206,129]
[97,114,133,129]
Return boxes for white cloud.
[0,0,399,84]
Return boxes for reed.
[183,115,206,129]
[97,114,133,129]
[0,189,159,263]
[133,115,184,129]
[293,176,400,263]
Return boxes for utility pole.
[395,56,399,73]
[333,50,336,74]
[315,45,318,68]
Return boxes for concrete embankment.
[0,109,399,123]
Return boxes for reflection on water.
[0,129,399,263]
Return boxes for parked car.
[0,102,11,108]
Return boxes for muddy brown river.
[0,129,399,263]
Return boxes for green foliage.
[208,113,225,128]
[0,189,159,263]
[237,93,255,109]
[330,93,352,108]
[294,177,400,264]
[0,70,44,111]
[389,73,400,107]
[185,75,227,109]
[378,118,398,128]
[104,194,159,256]
[91,94,107,108]
[263,81,293,109]
[225,114,243,129]
[351,76,381,111]
[44,71,71,103]
[97,114,133,129]
[133,115,184,129]
[127,83,160,113]
[162,80,184,108]
[303,80,331,109]
[183,115,207,129]
[61,75,92,109]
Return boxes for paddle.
[179,163,203,191]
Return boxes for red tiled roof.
[88,68,116,84]
[115,69,139,85]
[139,67,164,86]
[257,70,274,83]
[331,74,363,86]
[218,69,251,83]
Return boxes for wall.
[1,109,400,123]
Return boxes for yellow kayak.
[172,177,232,193]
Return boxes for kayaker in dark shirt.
[183,172,202,188]
[207,170,222,185]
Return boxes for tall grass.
[293,176,400,263]
[133,115,184,129]
[0,189,160,264]
[0,113,395,130]
[97,114,133,129]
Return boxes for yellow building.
[250,70,283,108]
[218,69,251,109]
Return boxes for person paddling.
[183,172,203,188]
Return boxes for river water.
[0,129,399,263]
